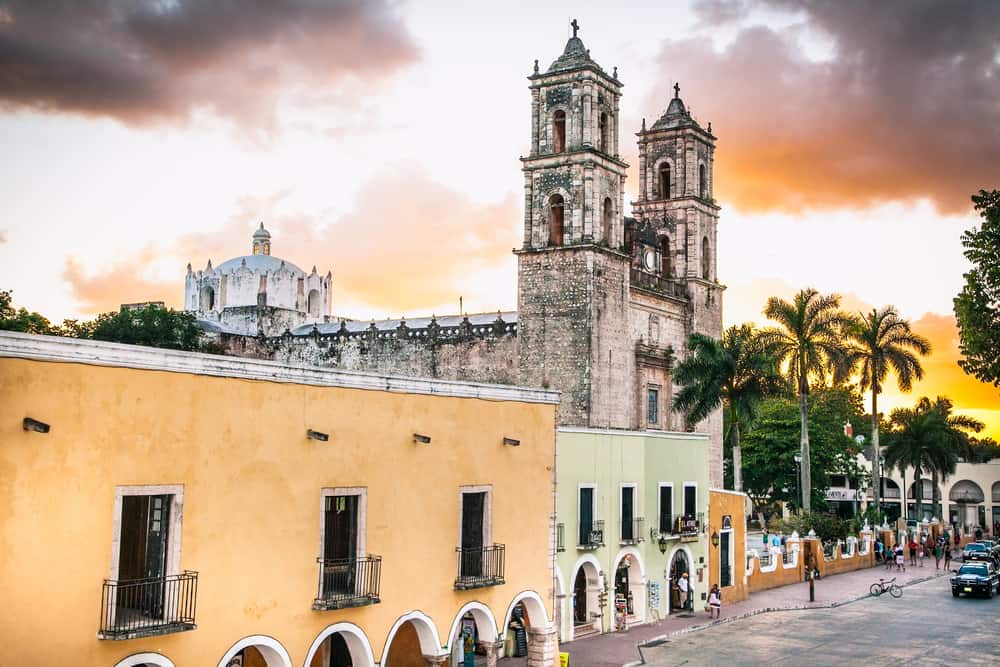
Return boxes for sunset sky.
[1,1,998,436]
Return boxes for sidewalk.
[527,561,949,667]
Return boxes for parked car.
[951,561,1000,598]
[962,542,994,563]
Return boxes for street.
[642,576,1000,665]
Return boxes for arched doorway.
[878,478,902,523]
[949,480,985,534]
[907,478,940,520]
[305,623,376,667]
[114,654,176,667]
[446,602,498,667]
[611,549,646,628]
[667,549,691,614]
[307,289,321,317]
[217,636,292,667]
[201,285,216,311]
[499,591,553,664]
[569,557,600,639]
[382,611,444,667]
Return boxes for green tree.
[844,306,930,523]
[673,324,785,492]
[741,387,864,511]
[883,396,983,520]
[86,304,202,351]
[0,289,55,334]
[954,189,1000,387]
[760,289,852,512]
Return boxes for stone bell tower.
[516,20,632,427]
[632,83,722,341]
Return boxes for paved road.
[641,576,1000,666]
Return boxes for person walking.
[933,539,943,569]
[908,537,918,566]
[678,572,691,611]
[895,544,906,572]
[707,584,722,619]
[886,542,896,571]
[944,543,952,570]
[875,538,884,563]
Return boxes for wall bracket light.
[503,437,520,447]
[306,429,329,442]
[23,417,50,434]
[413,433,431,444]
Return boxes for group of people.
[672,571,723,620]
[874,530,954,572]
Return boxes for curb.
[635,570,948,656]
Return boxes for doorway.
[118,494,171,617]
[668,550,690,614]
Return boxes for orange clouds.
[640,1,1000,214]
[0,1,418,133]
[63,163,519,318]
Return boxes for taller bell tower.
[516,21,632,427]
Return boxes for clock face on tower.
[643,248,656,271]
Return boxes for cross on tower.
[571,19,579,38]
[674,82,680,98]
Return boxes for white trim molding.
[558,425,709,441]
[445,601,500,649]
[0,331,560,405]
[319,487,367,560]
[217,635,293,667]
[303,623,376,667]
[381,610,445,662]
[109,485,184,582]
[114,653,176,667]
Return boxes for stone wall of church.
[211,330,519,386]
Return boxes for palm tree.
[844,306,930,523]
[884,397,983,519]
[672,324,785,492]
[760,289,852,512]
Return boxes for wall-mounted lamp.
[503,437,520,447]
[658,534,669,554]
[413,433,431,444]
[711,531,720,548]
[23,417,50,434]
[306,429,329,442]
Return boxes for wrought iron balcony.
[313,556,382,611]
[577,520,605,549]
[455,544,505,590]
[98,571,198,640]
[556,523,566,552]
[621,517,645,544]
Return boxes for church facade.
[194,28,723,485]
[185,23,735,638]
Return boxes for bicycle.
[870,577,903,598]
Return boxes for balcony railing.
[313,556,381,611]
[578,520,605,549]
[455,544,505,590]
[630,268,688,299]
[621,517,645,544]
[99,571,198,640]
[556,523,566,552]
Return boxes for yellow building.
[0,332,560,667]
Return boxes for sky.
[1,0,998,437]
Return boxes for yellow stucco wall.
[0,352,557,667]
[707,490,748,603]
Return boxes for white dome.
[215,254,305,276]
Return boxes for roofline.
[557,425,709,440]
[0,331,561,405]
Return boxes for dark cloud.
[0,0,418,133]
[65,164,519,315]
[648,0,1000,213]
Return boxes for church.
[187,22,739,634]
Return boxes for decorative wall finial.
[571,18,579,38]
[613,66,618,78]
[533,58,539,74]
[641,117,646,131]
[674,82,680,98]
